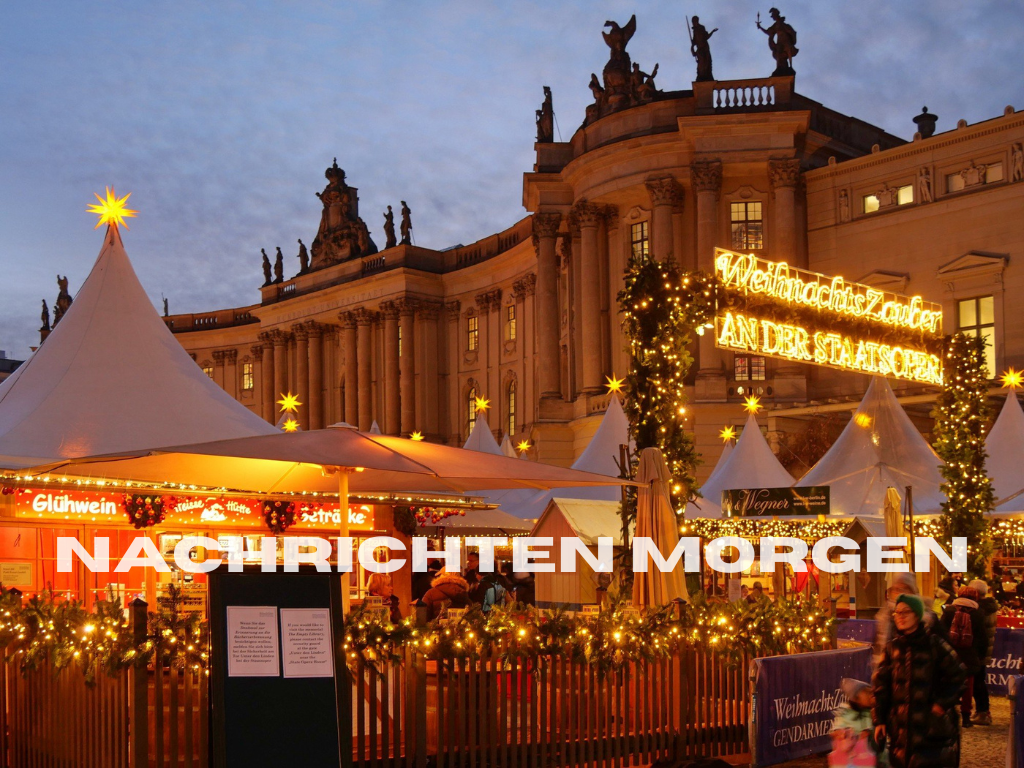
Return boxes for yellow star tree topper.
[281,417,300,433]
[87,187,138,229]
[516,440,531,453]
[409,431,425,441]
[605,374,625,394]
[719,425,737,443]
[277,392,302,413]
[743,394,762,414]
[474,395,491,412]
[1001,368,1023,390]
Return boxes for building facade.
[155,48,1024,483]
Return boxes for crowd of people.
[831,572,1002,767]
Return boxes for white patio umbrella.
[632,447,689,607]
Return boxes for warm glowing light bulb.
[277,392,302,413]
[87,187,138,229]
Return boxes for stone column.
[355,309,375,431]
[271,330,289,405]
[340,313,358,426]
[223,349,238,400]
[251,343,267,420]
[417,302,441,437]
[574,200,604,392]
[769,158,802,266]
[212,350,227,391]
[512,275,537,423]
[533,212,562,398]
[691,161,726,400]
[380,302,401,435]
[306,323,325,430]
[645,177,683,263]
[293,324,310,430]
[257,333,275,422]
[444,301,461,441]
[398,300,417,435]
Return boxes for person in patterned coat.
[872,594,965,768]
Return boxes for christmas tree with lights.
[932,332,993,575]
[617,252,716,512]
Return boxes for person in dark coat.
[421,569,471,620]
[412,560,441,601]
[967,579,999,725]
[939,585,986,727]
[873,594,965,768]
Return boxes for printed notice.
[226,606,280,677]
[280,608,334,679]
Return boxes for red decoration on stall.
[262,500,296,534]
[123,494,177,529]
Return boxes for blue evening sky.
[1,1,1021,358]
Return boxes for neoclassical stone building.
[159,30,1024,481]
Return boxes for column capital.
[690,161,722,197]
[645,176,684,208]
[338,310,358,329]
[378,300,399,320]
[394,298,419,317]
[299,320,328,338]
[532,211,562,238]
[768,158,802,192]
[445,300,462,320]
[250,344,265,361]
[212,349,228,365]
[264,329,290,346]
[475,289,502,312]
[292,323,310,342]
[603,205,620,228]
[416,300,444,320]
[512,273,537,299]
[353,307,378,326]
[571,199,603,228]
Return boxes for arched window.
[468,386,478,430]
[507,380,517,436]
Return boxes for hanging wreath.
[413,506,465,526]
[124,494,176,529]
[263,500,296,534]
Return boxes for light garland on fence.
[682,517,848,540]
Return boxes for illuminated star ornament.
[719,425,737,443]
[281,417,300,433]
[743,394,762,415]
[86,187,138,230]
[474,396,491,412]
[1002,368,1023,390]
[516,440,531,453]
[409,431,425,442]
[605,374,625,394]
[277,393,302,413]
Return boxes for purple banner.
[751,646,873,767]
[987,627,1024,696]
[836,619,876,644]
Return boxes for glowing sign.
[714,249,942,335]
[16,490,121,519]
[713,248,944,386]
[715,311,943,385]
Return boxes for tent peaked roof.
[499,434,518,459]
[698,413,793,511]
[987,389,1024,510]
[463,417,502,455]
[0,225,276,468]
[799,377,945,516]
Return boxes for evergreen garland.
[932,332,994,576]
[617,252,717,513]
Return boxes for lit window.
[468,316,479,351]
[505,304,517,341]
[507,380,517,436]
[897,185,914,205]
[242,362,254,391]
[202,366,213,378]
[863,185,913,213]
[468,386,478,429]
[863,195,879,213]
[630,222,649,261]
[947,162,1003,193]
[750,356,766,381]
[730,202,763,250]
[734,356,749,381]
[957,296,996,377]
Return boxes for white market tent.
[798,377,945,517]
[0,225,276,469]
[986,388,1024,513]
[696,412,793,517]
[498,434,518,459]
[458,418,537,522]
[502,395,631,520]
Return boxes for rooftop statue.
[536,86,554,143]
[297,239,309,273]
[688,16,718,82]
[400,201,413,246]
[631,62,659,102]
[383,205,397,249]
[53,274,73,326]
[273,248,284,283]
[601,15,636,111]
[757,7,798,76]
[309,158,378,270]
[261,248,272,286]
[40,299,50,332]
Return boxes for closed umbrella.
[882,486,905,539]
[632,447,689,607]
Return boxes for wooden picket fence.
[0,597,773,768]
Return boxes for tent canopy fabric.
[498,435,518,459]
[463,419,538,512]
[424,506,532,535]
[0,226,276,469]
[501,395,631,520]
[987,389,1024,511]
[462,418,502,455]
[28,426,632,496]
[696,413,792,517]
[533,498,628,546]
[799,377,945,517]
